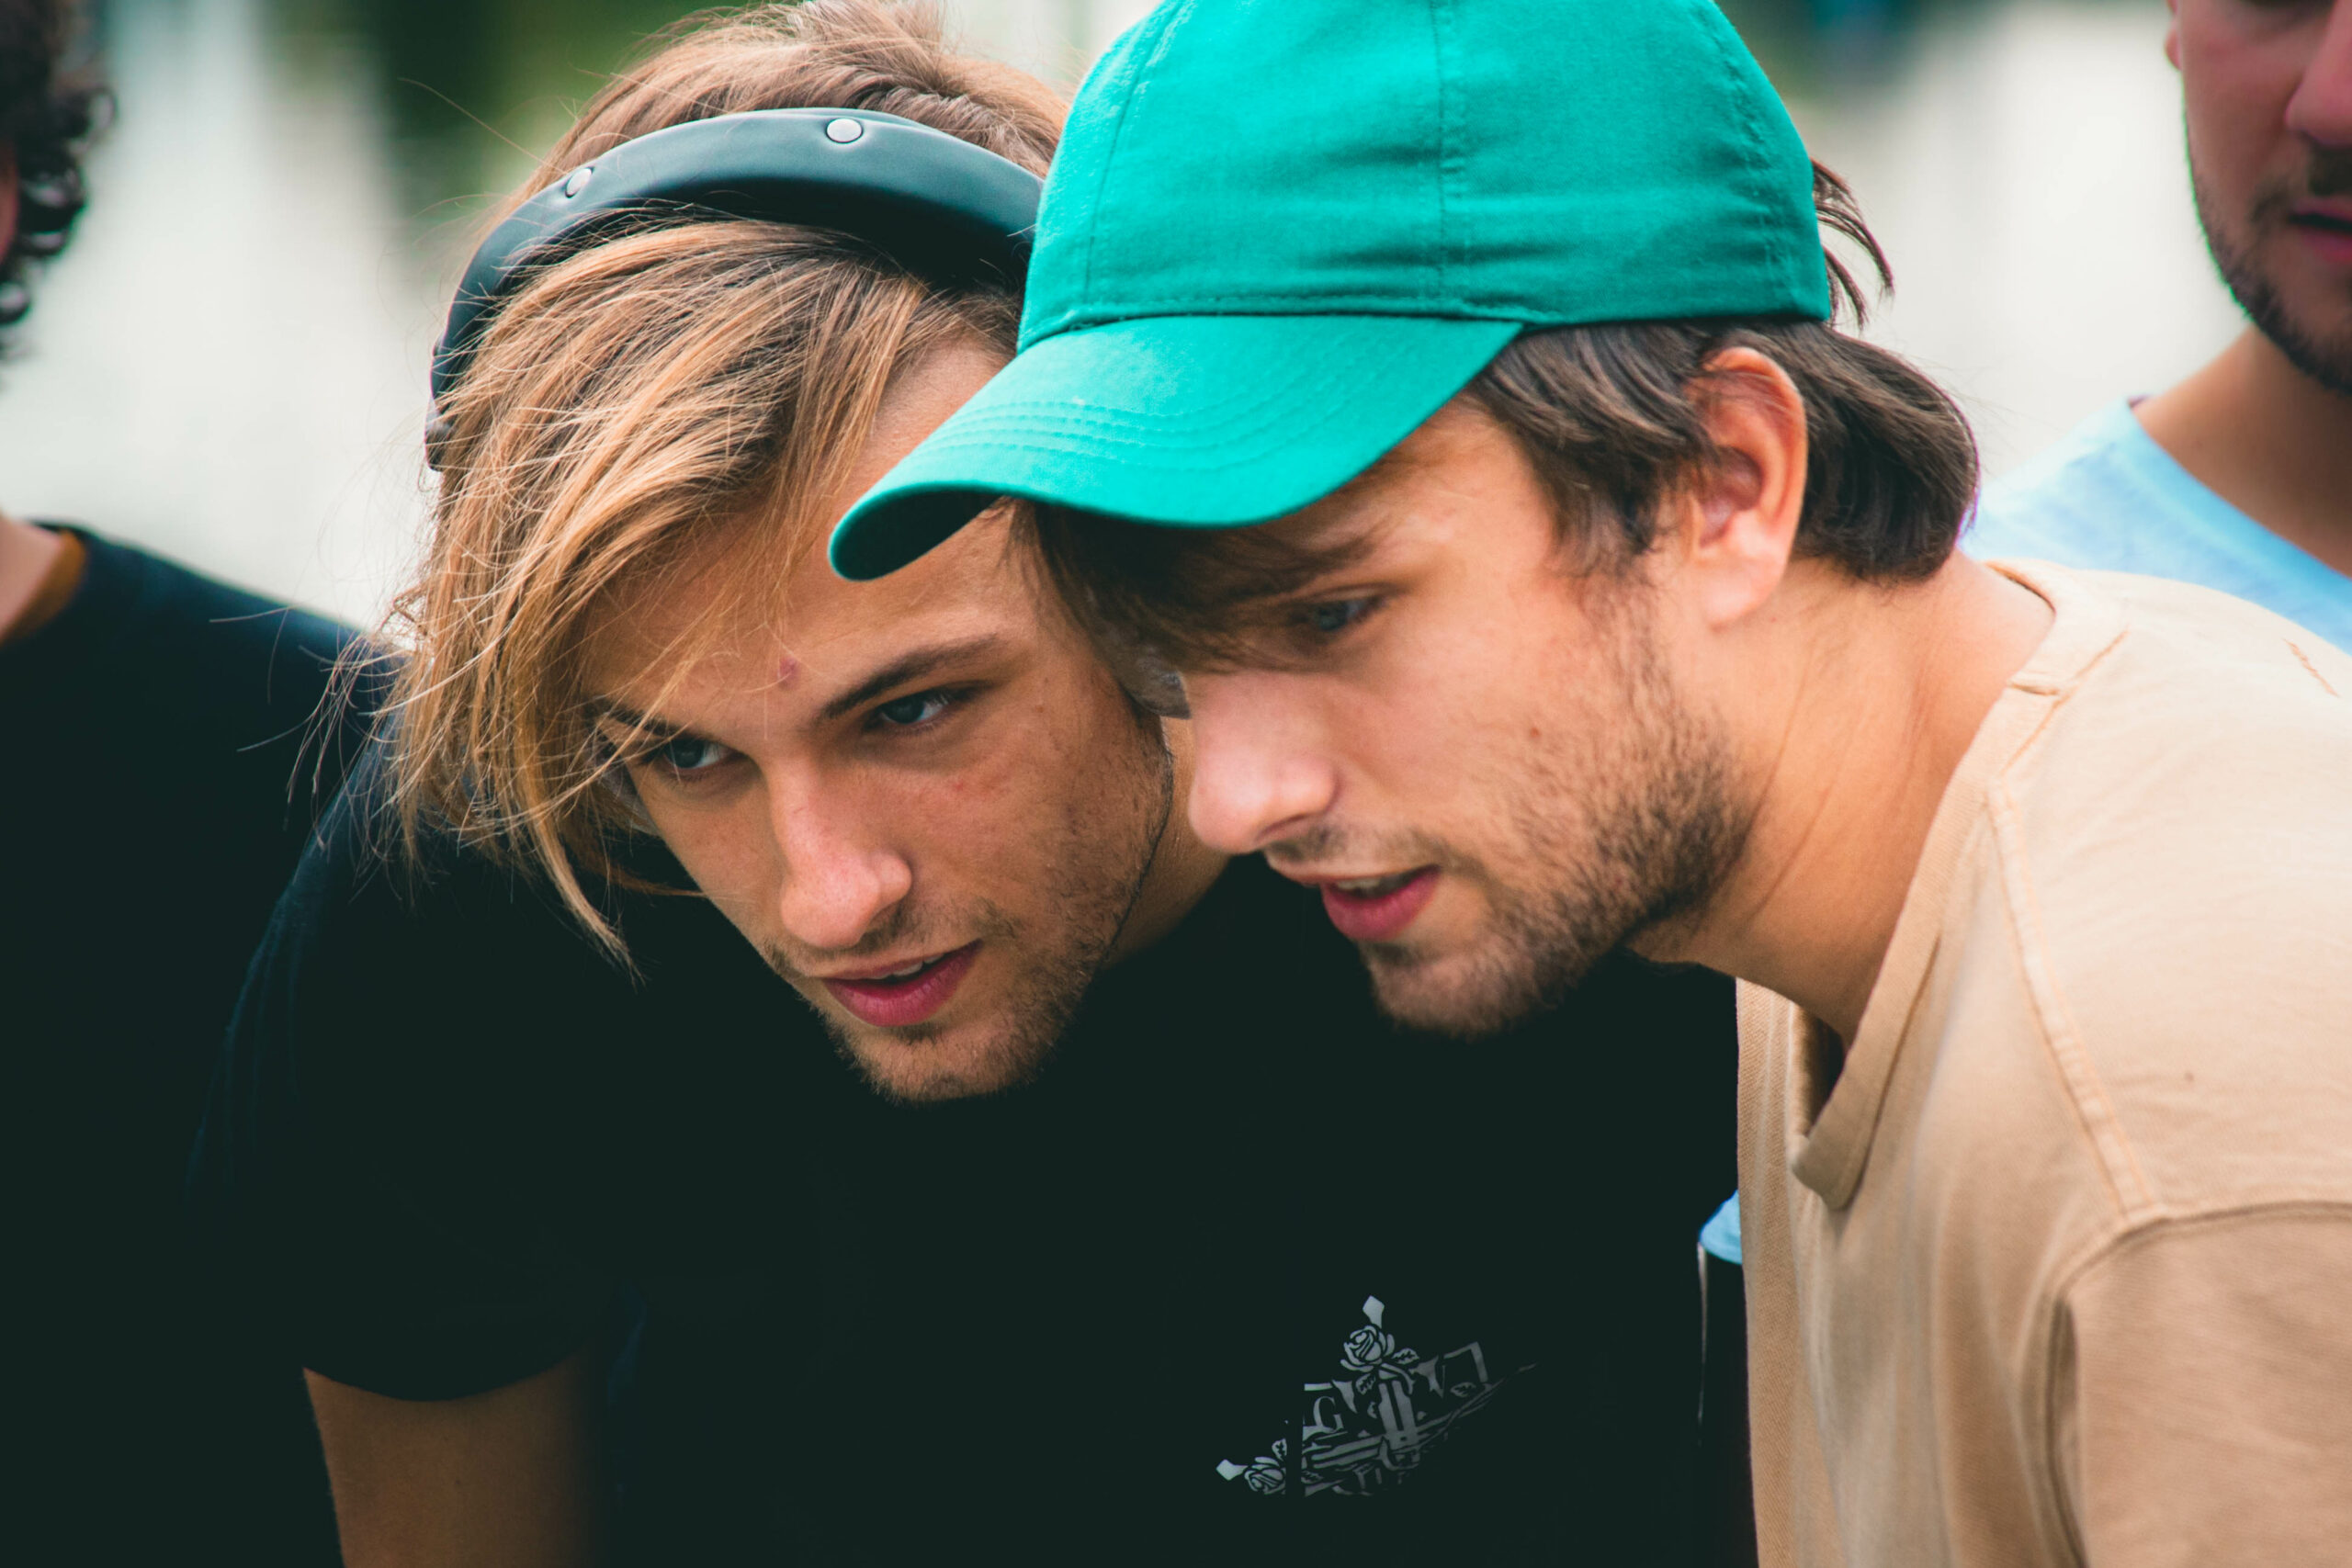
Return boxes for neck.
[1107,724,1230,963]
[2136,329,2352,577]
[1645,554,2052,1042]
[0,513,63,638]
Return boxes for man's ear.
[1667,345,1808,631]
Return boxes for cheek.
[637,784,780,928]
[2178,10,2301,177]
[966,683,1162,887]
[876,718,1064,894]
[1365,600,1577,794]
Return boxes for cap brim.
[829,311,1520,581]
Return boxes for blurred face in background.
[2172,0,2352,390]
[584,348,1176,1104]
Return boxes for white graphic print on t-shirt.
[1215,1295,1533,1497]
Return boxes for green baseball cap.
[831,0,1828,581]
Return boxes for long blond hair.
[377,1,1060,951]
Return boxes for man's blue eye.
[1309,598,1374,635]
[658,736,731,773]
[875,691,952,728]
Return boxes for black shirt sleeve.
[192,773,631,1400]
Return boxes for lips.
[820,942,979,1029]
[2289,207,2352,268]
[1316,866,1440,943]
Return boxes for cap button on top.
[823,118,865,144]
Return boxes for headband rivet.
[823,118,865,144]
[561,165,594,197]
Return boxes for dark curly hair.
[0,0,105,331]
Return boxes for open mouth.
[1317,867,1441,944]
[820,942,979,1030]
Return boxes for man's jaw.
[2196,161,2352,398]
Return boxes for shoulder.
[1967,402,2260,581]
[2011,565,2352,795]
[197,782,637,1401]
[243,757,804,1106]
[1979,569,2352,1210]
[80,529,355,658]
[1967,403,2150,562]
[1998,566,2352,918]
[244,773,628,1065]
[51,530,364,749]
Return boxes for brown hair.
[374,1,1062,950]
[1032,166,1979,672]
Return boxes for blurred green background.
[0,0,2241,623]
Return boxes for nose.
[2287,1,2352,147]
[769,783,915,953]
[1182,671,1343,854]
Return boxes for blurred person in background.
[0,0,355,1561]
[1971,0,2352,649]
[191,6,1743,1564]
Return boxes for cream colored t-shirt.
[1739,561,2352,1568]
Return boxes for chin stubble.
[1363,613,1749,1040]
[783,712,1177,1105]
[2192,146,2352,398]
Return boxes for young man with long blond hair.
[195,6,1745,1562]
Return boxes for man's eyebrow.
[586,696,665,735]
[818,633,1012,723]
[1257,453,1416,587]
[1237,505,1388,610]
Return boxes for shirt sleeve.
[2052,1206,2352,1568]
[188,781,619,1401]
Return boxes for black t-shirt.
[194,768,1738,1564]
[3,527,360,1565]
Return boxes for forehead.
[585,339,1023,698]
[582,508,1046,705]
[1260,396,1541,561]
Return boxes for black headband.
[426,107,1043,467]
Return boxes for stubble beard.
[768,714,1175,1105]
[1353,607,1749,1040]
[2193,145,2352,398]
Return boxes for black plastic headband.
[426,107,1042,466]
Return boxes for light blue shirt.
[1966,399,2352,653]
[1699,1194,1741,1266]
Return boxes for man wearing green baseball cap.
[837,2,2352,1565]
[829,0,1835,580]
